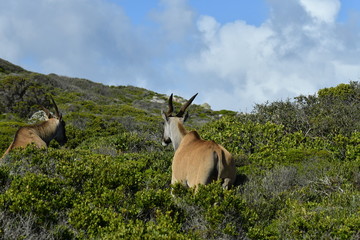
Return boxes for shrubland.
[0,58,359,239]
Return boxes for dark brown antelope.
[161,93,236,191]
[1,96,67,159]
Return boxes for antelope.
[161,93,236,191]
[1,96,67,159]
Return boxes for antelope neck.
[170,118,188,151]
[33,119,60,145]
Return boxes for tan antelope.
[161,93,236,191]
[1,96,67,159]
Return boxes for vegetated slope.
[0,58,220,153]
[0,58,359,239]
[0,58,28,74]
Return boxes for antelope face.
[46,96,67,146]
[55,117,67,146]
[161,111,172,146]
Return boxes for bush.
[0,75,55,118]
[254,81,360,138]
[0,120,26,154]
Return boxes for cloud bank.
[184,0,360,110]
[0,0,359,111]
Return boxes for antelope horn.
[166,94,174,117]
[50,96,61,118]
[176,93,198,117]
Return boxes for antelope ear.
[43,114,50,121]
[41,106,53,119]
[183,112,189,122]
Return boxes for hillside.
[0,58,359,239]
[0,58,223,154]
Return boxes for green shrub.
[77,132,159,154]
[0,75,55,118]
[172,182,248,239]
[0,172,74,223]
[0,121,25,154]
[271,191,360,239]
[254,81,360,138]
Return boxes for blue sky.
[116,0,269,26]
[1,0,360,111]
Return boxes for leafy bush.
[254,81,360,138]
[0,120,25,154]
[172,182,249,239]
[0,75,55,117]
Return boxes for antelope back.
[172,135,236,189]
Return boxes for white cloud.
[299,0,340,23]
[197,16,220,44]
[190,16,273,81]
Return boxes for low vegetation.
[0,59,359,239]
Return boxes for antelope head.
[161,93,198,150]
[42,96,67,146]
